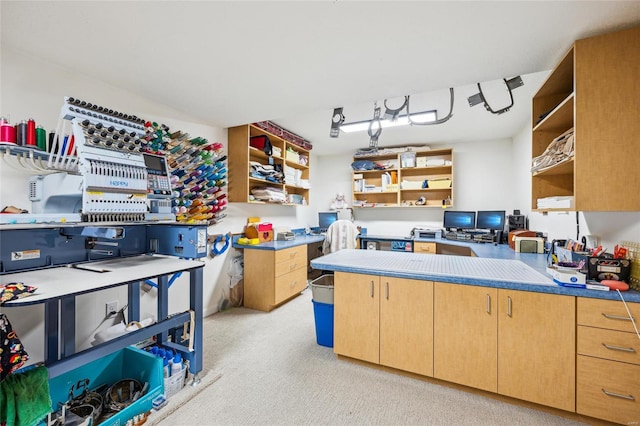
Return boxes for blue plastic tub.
[312,300,334,347]
[48,346,163,425]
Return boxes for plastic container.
[164,365,187,399]
[171,352,183,377]
[310,274,334,304]
[48,347,163,426]
[312,300,334,347]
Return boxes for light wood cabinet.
[576,297,640,424]
[334,272,380,364]
[334,272,433,376]
[434,283,498,392]
[244,245,307,311]
[531,26,640,211]
[352,148,453,208]
[380,276,433,376]
[497,289,575,411]
[434,285,575,410]
[228,124,310,205]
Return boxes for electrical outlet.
[106,300,118,317]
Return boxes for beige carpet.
[146,288,586,426]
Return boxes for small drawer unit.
[576,297,640,424]
[244,245,308,312]
[413,242,436,254]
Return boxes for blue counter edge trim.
[310,260,640,303]
[232,234,325,250]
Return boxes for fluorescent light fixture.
[340,111,437,133]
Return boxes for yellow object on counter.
[247,217,260,223]
[238,237,260,245]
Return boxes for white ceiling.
[2,1,639,155]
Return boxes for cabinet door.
[434,283,497,392]
[243,249,275,311]
[497,289,575,411]
[334,272,379,364]
[380,277,433,376]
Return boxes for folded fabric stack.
[284,166,302,186]
[298,179,310,189]
[250,161,283,183]
[251,186,287,203]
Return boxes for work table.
[311,247,640,302]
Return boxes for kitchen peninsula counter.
[311,246,640,302]
[312,247,640,424]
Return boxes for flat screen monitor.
[318,211,338,232]
[476,210,506,232]
[443,210,476,230]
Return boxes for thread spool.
[26,118,37,147]
[16,120,27,146]
[0,117,16,144]
[33,126,46,151]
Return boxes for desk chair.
[322,220,359,255]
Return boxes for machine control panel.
[143,153,172,198]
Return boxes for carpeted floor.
[147,287,586,426]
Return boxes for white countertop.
[1,254,204,305]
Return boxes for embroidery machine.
[0,97,208,383]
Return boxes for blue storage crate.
[48,346,163,426]
[312,300,334,347]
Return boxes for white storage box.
[547,266,586,286]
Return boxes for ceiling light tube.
[340,111,437,133]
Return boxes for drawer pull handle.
[602,343,636,353]
[507,296,512,317]
[290,263,296,270]
[370,281,374,298]
[601,388,635,401]
[385,282,389,300]
[602,313,633,321]
[486,294,491,314]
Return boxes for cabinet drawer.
[577,355,640,425]
[414,242,436,254]
[577,297,640,332]
[578,325,640,365]
[274,245,306,264]
[275,257,306,277]
[274,267,307,304]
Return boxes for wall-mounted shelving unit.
[531,26,640,212]
[352,148,453,208]
[228,124,310,206]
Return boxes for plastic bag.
[228,255,244,307]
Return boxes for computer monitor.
[318,211,338,233]
[443,210,476,230]
[476,210,506,233]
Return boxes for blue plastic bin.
[48,346,163,425]
[312,300,334,347]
